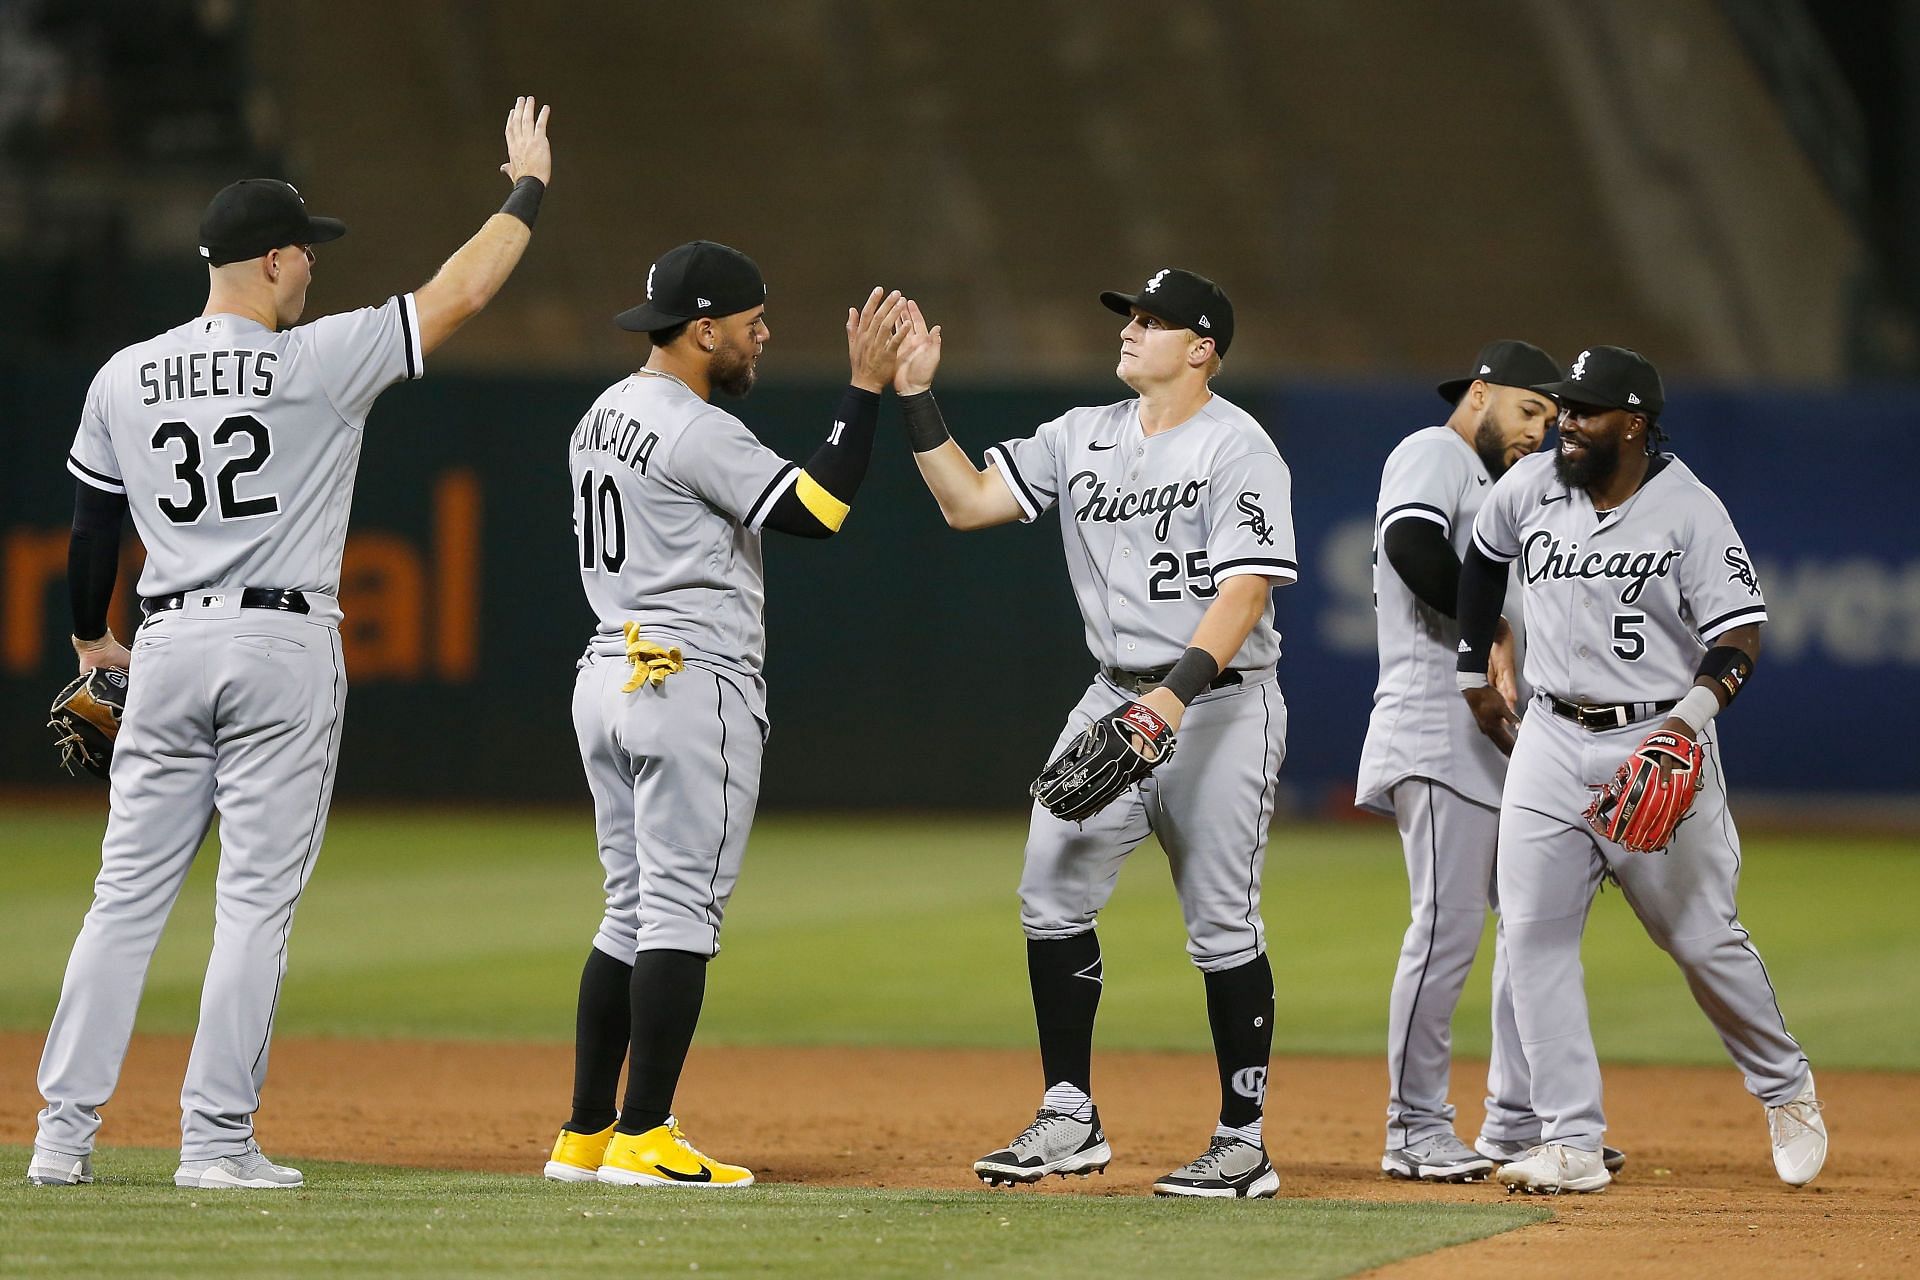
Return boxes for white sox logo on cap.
[1572,349,1591,379]
[646,263,656,299]
[1145,268,1170,292]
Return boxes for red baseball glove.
[1584,729,1704,853]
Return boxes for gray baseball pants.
[37,594,346,1161]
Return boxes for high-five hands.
[847,288,910,393]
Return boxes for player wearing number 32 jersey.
[31,98,552,1191]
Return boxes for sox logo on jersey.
[1236,492,1273,546]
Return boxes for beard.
[1552,429,1621,490]
[710,334,758,398]
[1472,412,1512,479]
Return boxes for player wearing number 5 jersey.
[544,242,909,1189]
[1456,346,1825,1194]
[894,270,1296,1198]
[29,98,552,1191]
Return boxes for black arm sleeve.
[1381,518,1462,618]
[761,385,881,538]
[69,480,129,640]
[1454,543,1508,675]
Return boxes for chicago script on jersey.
[1068,470,1207,541]
[1521,529,1682,605]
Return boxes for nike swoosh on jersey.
[653,1163,713,1183]
[1088,441,1117,451]
[1540,492,1569,504]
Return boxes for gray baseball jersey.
[1356,425,1510,814]
[1471,451,1767,702]
[987,393,1296,671]
[569,368,801,963]
[38,295,421,1167]
[66,296,424,596]
[1474,450,1806,1154]
[569,369,792,705]
[1357,426,1534,1155]
[994,391,1295,974]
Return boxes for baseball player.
[890,270,1297,1199]
[541,242,908,1189]
[1360,339,1560,1181]
[1455,346,1826,1193]
[28,98,553,1190]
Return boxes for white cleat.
[1768,1072,1827,1187]
[1493,1142,1611,1195]
[174,1141,304,1190]
[27,1147,93,1186]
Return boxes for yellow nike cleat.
[596,1118,754,1188]
[544,1124,615,1182]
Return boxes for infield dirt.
[3,1033,1911,1277]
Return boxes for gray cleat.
[974,1107,1111,1186]
[174,1141,304,1190]
[27,1146,93,1186]
[1153,1136,1280,1199]
[1382,1132,1496,1182]
[1476,1135,1626,1174]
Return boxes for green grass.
[1,808,1916,1069]
[2,1146,1546,1279]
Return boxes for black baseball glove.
[48,666,130,779]
[1030,700,1177,822]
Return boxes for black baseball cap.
[1436,339,1562,405]
[615,241,767,332]
[1533,346,1664,418]
[1100,268,1234,356]
[199,179,346,267]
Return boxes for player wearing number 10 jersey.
[547,242,908,1189]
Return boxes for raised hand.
[846,288,909,393]
[500,96,552,186]
[894,299,943,395]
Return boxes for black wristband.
[1697,644,1755,703]
[500,176,544,230]
[1160,646,1221,705]
[899,390,951,453]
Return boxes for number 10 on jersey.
[576,470,626,573]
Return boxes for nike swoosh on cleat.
[653,1164,713,1183]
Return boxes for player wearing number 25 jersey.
[546,241,909,1190]
[894,269,1297,1199]
[30,98,552,1191]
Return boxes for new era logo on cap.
[1480,364,1492,374]
[1627,393,1641,404]
[1196,315,1211,329]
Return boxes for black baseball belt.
[1102,665,1243,697]
[1542,693,1677,732]
[141,588,311,617]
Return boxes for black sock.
[565,947,634,1133]
[1205,952,1274,1132]
[616,949,709,1135]
[1028,932,1103,1098]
